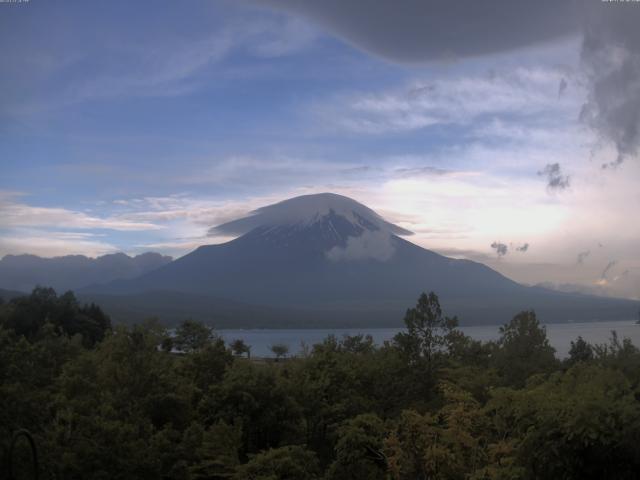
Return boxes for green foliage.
[3,288,640,479]
[0,286,111,347]
[270,343,289,361]
[488,364,640,479]
[179,338,234,392]
[492,310,558,387]
[567,335,594,365]
[233,445,320,480]
[394,292,459,367]
[230,338,251,358]
[383,383,516,480]
[326,414,387,480]
[188,421,243,479]
[174,319,216,352]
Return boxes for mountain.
[0,288,25,302]
[0,252,173,293]
[83,193,640,327]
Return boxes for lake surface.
[219,320,640,358]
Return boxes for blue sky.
[1,0,640,299]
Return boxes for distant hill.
[77,290,381,328]
[0,252,172,293]
[83,193,640,327]
[0,288,25,302]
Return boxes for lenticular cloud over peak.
[208,193,413,237]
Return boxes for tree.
[0,287,111,347]
[202,361,303,454]
[384,384,508,480]
[493,310,558,387]
[179,337,233,391]
[567,336,594,365]
[340,334,376,355]
[233,445,320,480]
[326,414,387,480]
[230,338,251,359]
[393,292,459,372]
[489,364,640,479]
[188,421,242,479]
[270,343,289,361]
[174,319,215,353]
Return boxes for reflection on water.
[219,320,640,358]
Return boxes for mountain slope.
[0,252,173,293]
[85,193,639,326]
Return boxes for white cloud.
[3,10,320,117]
[326,230,396,262]
[60,15,318,104]
[0,230,118,258]
[315,66,581,134]
[0,200,162,231]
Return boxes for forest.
[2,287,640,479]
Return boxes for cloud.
[536,280,609,297]
[393,166,455,178]
[2,7,319,113]
[0,199,162,231]
[558,77,568,97]
[256,0,579,62]
[516,243,530,252]
[0,230,118,258]
[579,4,640,168]
[262,0,640,167]
[601,260,617,280]
[326,230,395,262]
[577,250,590,264]
[317,67,572,134]
[538,163,570,191]
[247,15,318,57]
[433,247,492,262]
[490,241,508,257]
[538,269,640,300]
[209,192,412,237]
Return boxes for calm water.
[219,320,640,358]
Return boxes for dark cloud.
[538,163,570,191]
[601,260,617,279]
[516,243,529,253]
[577,250,590,264]
[558,78,568,97]
[491,241,508,257]
[256,0,579,62]
[257,1,640,166]
[580,4,640,168]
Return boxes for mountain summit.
[83,193,639,327]
[210,193,412,262]
[211,193,412,237]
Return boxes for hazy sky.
[1,0,639,299]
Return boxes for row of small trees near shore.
[2,287,640,479]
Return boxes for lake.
[219,320,640,358]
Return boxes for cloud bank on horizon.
[1,0,639,299]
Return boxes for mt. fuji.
[82,193,639,327]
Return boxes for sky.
[1,0,640,299]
